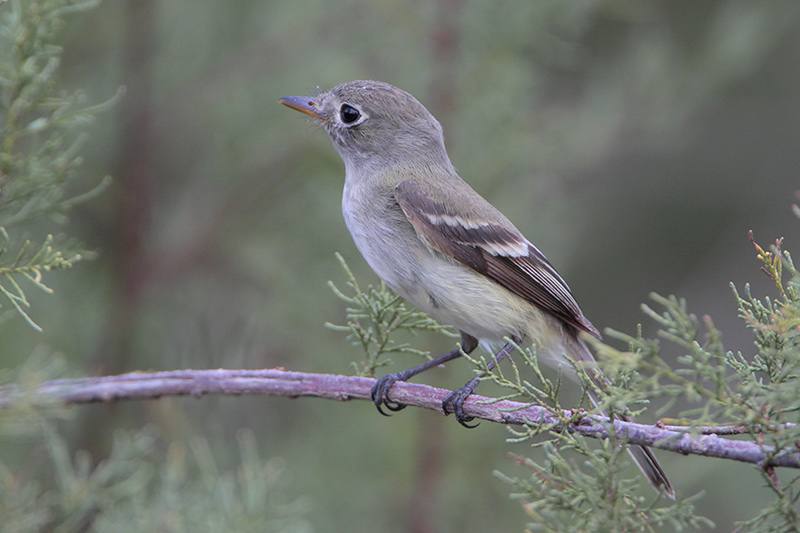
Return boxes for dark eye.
[340,104,361,124]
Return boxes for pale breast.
[341,176,552,347]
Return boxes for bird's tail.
[625,439,675,499]
[565,334,675,499]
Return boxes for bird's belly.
[347,222,552,346]
[409,258,554,345]
[341,184,554,348]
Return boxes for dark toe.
[371,374,407,416]
[442,388,479,428]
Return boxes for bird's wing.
[394,179,600,338]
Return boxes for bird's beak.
[279,96,324,119]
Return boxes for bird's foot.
[442,384,479,428]
[371,373,407,415]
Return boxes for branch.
[2,367,799,469]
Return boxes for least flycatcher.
[280,80,673,497]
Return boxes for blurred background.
[3,0,800,530]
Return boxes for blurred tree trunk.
[110,0,157,368]
[82,0,158,456]
[407,1,464,532]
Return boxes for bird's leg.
[442,337,519,428]
[371,332,478,415]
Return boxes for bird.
[280,80,673,497]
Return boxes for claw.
[442,387,479,428]
[371,373,407,416]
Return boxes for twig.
[658,423,796,435]
[1,367,799,469]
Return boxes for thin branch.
[2,367,799,469]
[658,422,797,436]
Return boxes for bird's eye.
[340,104,361,125]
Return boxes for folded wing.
[394,180,600,339]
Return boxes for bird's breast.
[342,178,426,295]
[341,178,548,344]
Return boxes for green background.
[5,1,800,531]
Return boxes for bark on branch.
[2,367,798,469]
